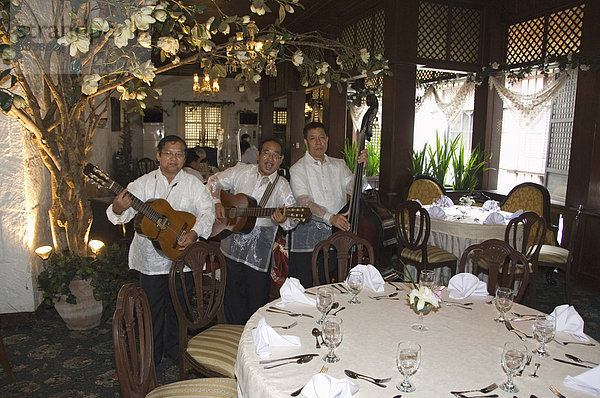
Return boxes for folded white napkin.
[483,212,506,225]
[434,195,454,208]
[251,317,301,358]
[301,373,359,398]
[564,365,600,395]
[447,273,489,299]
[505,209,524,220]
[549,304,590,341]
[482,199,500,211]
[348,264,384,292]
[277,277,316,308]
[428,205,447,219]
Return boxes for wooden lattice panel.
[365,76,383,91]
[372,9,385,54]
[339,9,385,72]
[416,69,457,84]
[355,16,372,50]
[418,1,448,60]
[506,17,545,65]
[547,4,584,57]
[449,7,481,64]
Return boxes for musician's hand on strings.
[112,189,132,215]
[178,230,198,249]
[357,148,368,165]
[330,213,351,231]
[214,202,225,219]
[271,207,286,224]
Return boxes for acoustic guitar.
[83,163,196,260]
[210,191,311,238]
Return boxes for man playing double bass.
[288,121,368,288]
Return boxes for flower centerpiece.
[458,195,475,207]
[406,273,442,332]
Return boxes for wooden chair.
[0,319,16,383]
[112,284,237,398]
[394,200,457,281]
[169,242,243,380]
[406,175,445,205]
[537,205,583,304]
[137,157,157,176]
[311,231,375,286]
[458,239,530,303]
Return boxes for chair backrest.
[505,211,546,266]
[112,284,158,398]
[406,175,445,205]
[564,204,584,265]
[458,239,530,302]
[311,231,375,286]
[169,242,227,333]
[394,200,430,252]
[137,157,157,176]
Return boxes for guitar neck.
[233,207,281,218]
[106,180,162,223]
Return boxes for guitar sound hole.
[156,217,169,230]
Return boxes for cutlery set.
[266,306,314,318]
[442,300,474,309]
[451,382,498,396]
[370,292,400,300]
[259,353,319,365]
[504,320,533,340]
[344,369,391,388]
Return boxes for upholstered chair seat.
[145,378,237,398]
[185,324,244,378]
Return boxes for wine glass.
[494,287,513,323]
[532,316,556,357]
[346,270,364,304]
[419,270,435,289]
[321,316,343,363]
[500,342,527,393]
[315,287,334,325]
[396,341,421,392]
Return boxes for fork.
[273,321,298,329]
[550,385,568,398]
[266,309,303,317]
[504,320,533,339]
[443,302,473,309]
[451,382,498,395]
[290,365,328,396]
[555,340,596,346]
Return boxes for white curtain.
[349,103,368,141]
[415,81,475,123]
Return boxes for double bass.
[344,94,397,272]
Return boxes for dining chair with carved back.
[137,157,158,176]
[169,241,243,380]
[112,283,237,398]
[458,239,531,303]
[406,175,446,205]
[537,205,583,304]
[311,231,375,286]
[0,318,16,383]
[394,200,457,282]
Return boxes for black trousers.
[140,272,191,366]
[289,250,338,288]
[224,258,271,325]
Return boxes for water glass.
[322,316,343,363]
[494,287,513,323]
[396,341,421,392]
[315,287,334,325]
[346,270,364,304]
[419,270,435,289]
[500,342,527,393]
[532,316,556,357]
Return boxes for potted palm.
[36,244,129,330]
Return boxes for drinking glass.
[500,342,527,393]
[532,316,556,357]
[321,316,343,363]
[346,270,364,304]
[315,287,334,325]
[494,287,513,323]
[419,270,435,289]
[396,341,421,393]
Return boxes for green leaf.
[0,91,13,112]
[194,3,206,14]
[70,58,82,77]
[212,64,227,78]
[276,5,286,25]
[66,90,80,107]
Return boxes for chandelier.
[224,32,278,77]
[193,72,220,96]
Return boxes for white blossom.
[132,7,156,31]
[292,50,304,66]
[252,73,261,83]
[172,56,180,64]
[491,62,500,70]
[242,15,251,24]
[154,88,163,96]
[2,48,16,61]
[580,64,590,71]
[81,74,101,95]
[360,48,370,64]
[205,17,215,33]
[285,5,294,13]
[202,42,213,52]
[250,4,266,15]
[12,95,26,108]
[90,18,109,33]
[114,21,134,48]
[316,62,329,75]
[132,60,156,85]
[157,36,179,55]
[154,6,168,23]
[408,286,440,311]
[137,32,152,48]
[238,85,245,92]
[57,31,90,56]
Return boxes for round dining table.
[235,282,599,397]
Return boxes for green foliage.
[410,144,430,177]
[452,142,492,192]
[342,139,380,177]
[343,139,357,172]
[427,133,460,186]
[37,244,129,307]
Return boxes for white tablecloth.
[235,283,599,398]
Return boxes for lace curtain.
[349,103,368,141]
[415,81,475,122]
[489,73,568,128]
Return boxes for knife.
[259,353,320,364]
[267,306,315,318]
[553,358,593,368]
[510,317,539,322]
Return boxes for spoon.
[332,306,346,316]
[263,355,314,369]
[530,362,540,377]
[325,302,339,316]
[312,328,322,349]
[371,292,398,299]
[344,370,388,387]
